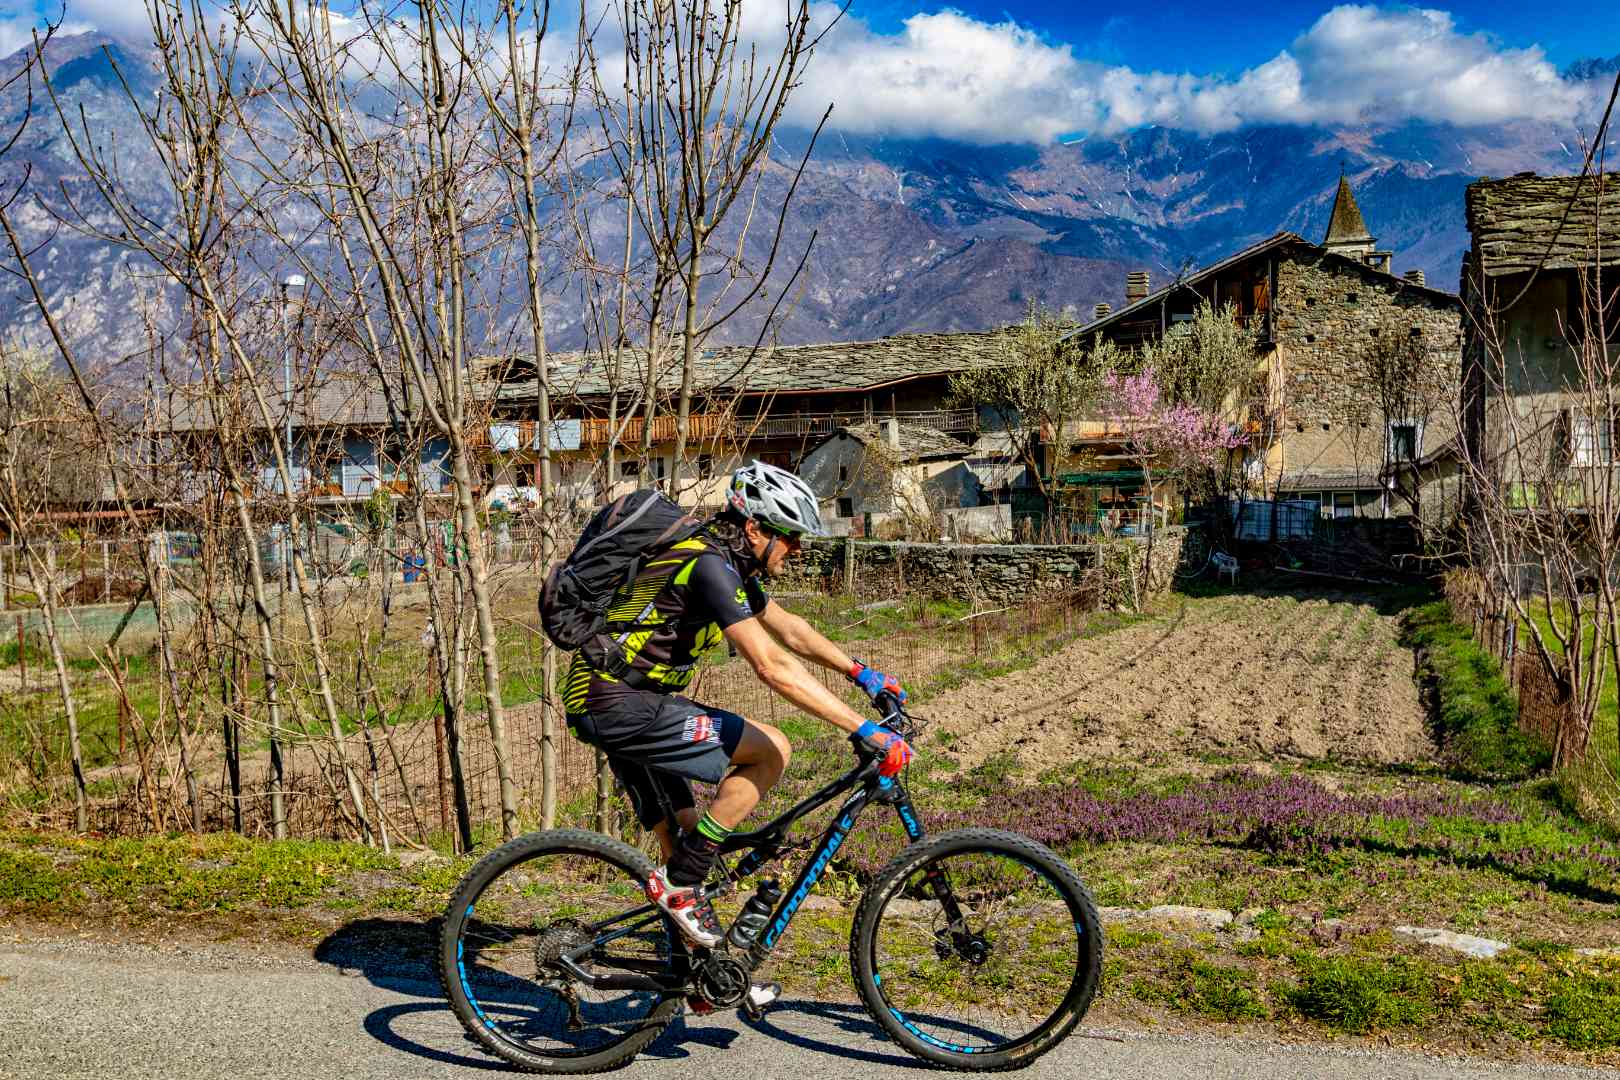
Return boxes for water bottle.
[727,879,782,948]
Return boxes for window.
[1296,492,1324,518]
[1305,334,1316,343]
[1333,492,1356,519]
[620,458,641,479]
[1305,297,1317,307]
[697,454,714,479]
[838,464,849,484]
[1346,293,1358,305]
[1569,412,1614,466]
[1388,421,1419,463]
[836,497,853,517]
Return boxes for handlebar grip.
[873,690,903,724]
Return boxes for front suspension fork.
[888,781,972,941]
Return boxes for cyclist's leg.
[706,719,791,829]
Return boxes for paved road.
[1,936,1614,1080]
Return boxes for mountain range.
[0,31,1602,371]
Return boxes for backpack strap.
[588,526,718,689]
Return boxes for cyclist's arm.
[756,599,857,677]
[725,617,867,734]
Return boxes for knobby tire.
[437,828,685,1074]
[849,827,1103,1071]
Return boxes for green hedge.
[1401,602,1551,780]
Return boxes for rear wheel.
[437,828,686,1074]
[850,828,1102,1071]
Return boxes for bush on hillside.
[1400,602,1550,780]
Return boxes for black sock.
[666,814,729,886]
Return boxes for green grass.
[1285,955,1438,1033]
[1401,602,1551,780]
[0,830,399,912]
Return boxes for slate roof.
[1465,172,1620,277]
[1278,471,1383,492]
[161,369,399,433]
[496,330,1020,403]
[1324,175,1374,246]
[1060,231,1459,348]
[837,421,971,462]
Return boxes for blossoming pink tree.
[1100,366,1248,601]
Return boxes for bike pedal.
[741,999,765,1023]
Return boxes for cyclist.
[561,461,914,1006]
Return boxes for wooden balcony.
[474,407,979,451]
[737,408,978,441]
[580,412,730,447]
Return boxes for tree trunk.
[34,546,87,832]
[446,433,520,839]
[670,248,702,496]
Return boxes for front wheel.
[850,828,1102,1071]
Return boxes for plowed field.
[929,588,1434,774]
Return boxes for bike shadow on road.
[313,917,743,1070]
[738,1000,931,1069]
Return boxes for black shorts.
[568,693,746,830]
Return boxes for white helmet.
[727,460,827,537]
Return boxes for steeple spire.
[1324,173,1373,248]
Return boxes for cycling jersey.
[561,534,769,716]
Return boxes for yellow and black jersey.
[562,535,768,716]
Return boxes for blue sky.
[3,1,1615,144]
[852,0,1620,75]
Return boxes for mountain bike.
[437,698,1103,1073]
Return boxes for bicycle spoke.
[453,847,679,1059]
[869,849,1084,1053]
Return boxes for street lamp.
[279,274,305,588]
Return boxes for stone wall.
[782,527,1194,604]
[1273,251,1462,428]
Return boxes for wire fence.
[7,574,1096,844]
[1441,570,1585,764]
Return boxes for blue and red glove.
[856,720,914,777]
[848,660,907,705]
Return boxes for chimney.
[883,417,900,450]
[1093,302,1112,322]
[1404,269,1425,287]
[1125,270,1150,304]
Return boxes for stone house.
[1064,177,1464,523]
[161,367,455,509]
[488,330,1017,512]
[1460,172,1620,498]
[798,419,977,533]
[157,331,1023,531]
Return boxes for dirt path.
[929,588,1434,775]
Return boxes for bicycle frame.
[558,741,958,993]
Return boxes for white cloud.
[6,1,1602,144]
[58,0,154,42]
[794,3,1597,143]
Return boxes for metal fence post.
[102,540,111,604]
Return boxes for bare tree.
[587,0,840,495]
[950,305,1108,525]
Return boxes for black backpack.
[540,490,706,670]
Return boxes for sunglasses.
[760,523,804,542]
